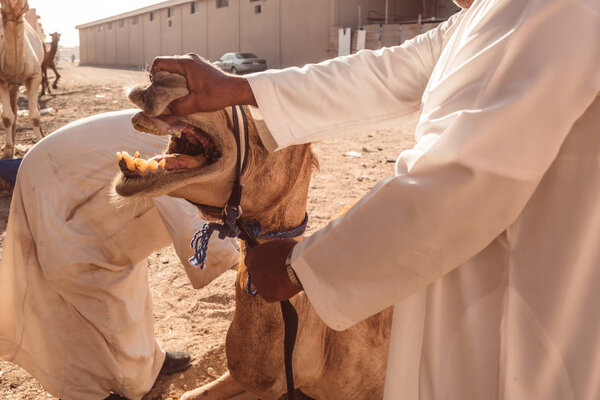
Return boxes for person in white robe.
[246,0,600,397]
[151,0,600,398]
[0,110,239,400]
[242,1,600,398]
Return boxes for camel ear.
[127,72,188,117]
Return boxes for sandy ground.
[0,63,416,400]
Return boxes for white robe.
[247,0,600,398]
[0,110,239,400]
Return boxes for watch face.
[286,264,303,291]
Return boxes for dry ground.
[0,63,416,400]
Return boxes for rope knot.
[189,205,242,269]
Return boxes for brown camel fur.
[114,73,393,400]
[0,0,45,158]
[41,31,60,95]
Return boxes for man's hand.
[150,54,257,115]
[245,239,301,303]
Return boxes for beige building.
[76,0,459,69]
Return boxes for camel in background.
[113,73,392,400]
[0,0,45,158]
[41,32,60,95]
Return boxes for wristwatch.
[285,247,303,291]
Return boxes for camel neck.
[248,145,314,241]
[1,16,25,79]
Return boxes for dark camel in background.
[41,31,60,95]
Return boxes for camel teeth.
[158,159,166,169]
[135,158,148,174]
[123,153,136,171]
[134,151,141,158]
[168,129,182,138]
[148,159,159,171]
[116,152,123,162]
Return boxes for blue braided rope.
[246,274,258,296]
[189,223,215,270]
[258,213,309,241]
[190,212,309,294]
[189,205,241,269]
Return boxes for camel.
[113,72,393,400]
[0,0,45,158]
[41,31,60,95]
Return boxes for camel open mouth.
[114,112,227,197]
[117,118,220,177]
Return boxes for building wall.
[389,0,424,20]
[207,0,239,61]
[88,27,96,64]
[239,0,279,68]
[95,26,106,65]
[433,0,460,19]
[161,6,183,57]
[78,0,452,69]
[143,11,162,64]
[280,0,331,68]
[338,0,382,27]
[105,22,117,65]
[182,1,208,56]
[129,15,145,66]
[84,27,96,64]
[116,19,129,65]
[78,29,87,64]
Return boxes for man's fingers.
[168,95,201,116]
[150,56,188,78]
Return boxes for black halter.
[188,105,299,400]
[187,105,249,218]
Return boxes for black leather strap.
[281,300,299,400]
[187,105,248,214]
[186,106,298,399]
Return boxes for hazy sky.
[29,0,160,47]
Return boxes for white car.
[214,52,267,74]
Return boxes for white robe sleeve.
[246,13,462,151]
[291,0,600,331]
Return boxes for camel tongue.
[150,154,208,171]
[153,116,188,137]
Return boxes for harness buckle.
[223,204,243,219]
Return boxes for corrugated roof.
[75,0,195,29]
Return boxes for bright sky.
[29,0,161,47]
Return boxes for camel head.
[114,72,315,225]
[50,32,61,43]
[0,0,29,20]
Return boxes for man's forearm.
[228,75,257,107]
